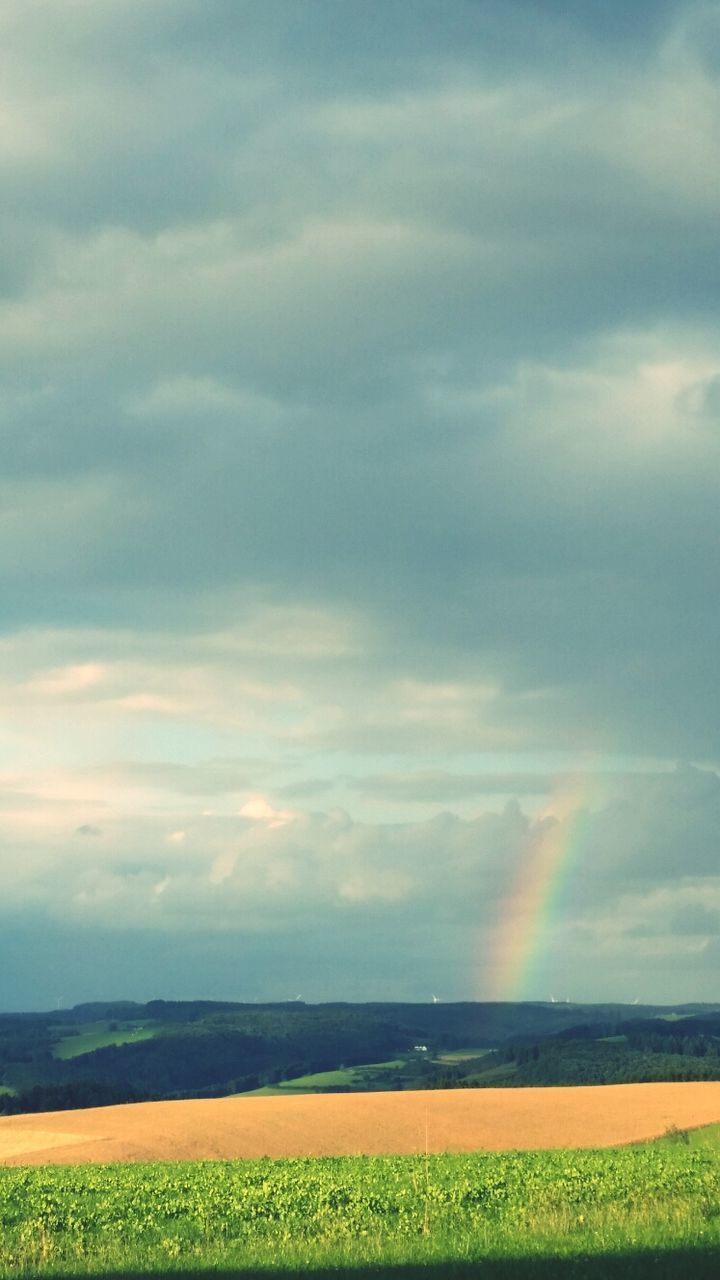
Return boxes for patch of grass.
[655,1122,720,1151]
[52,1022,158,1061]
[273,1067,360,1089]
[284,1060,406,1089]
[233,1085,290,1097]
[237,1060,407,1096]
[434,1048,494,1064]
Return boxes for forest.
[2,999,720,1114]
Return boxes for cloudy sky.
[2,0,720,1011]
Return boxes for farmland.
[2,995,720,1279]
[4,1082,720,1165]
[1,1126,719,1277]
[52,1020,158,1061]
[239,1058,407,1095]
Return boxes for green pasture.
[430,1049,491,1070]
[239,1059,407,1096]
[1,1126,719,1277]
[434,1048,494,1064]
[52,1021,158,1060]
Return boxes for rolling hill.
[3,998,720,1115]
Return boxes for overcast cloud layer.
[2,0,719,1010]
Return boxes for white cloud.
[129,375,285,426]
[239,796,296,827]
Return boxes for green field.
[239,1059,408,1096]
[434,1048,494,1064]
[52,1021,158,1060]
[1,1127,719,1277]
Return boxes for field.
[434,1048,494,1063]
[51,1020,158,1060]
[240,1059,408,1096]
[4,1082,720,1166]
[2,1085,720,1277]
[1,1127,720,1277]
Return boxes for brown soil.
[1,1082,719,1167]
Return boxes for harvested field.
[2,1081,720,1166]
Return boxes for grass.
[433,1048,494,1064]
[52,1022,158,1061]
[661,1122,720,1151]
[1,1126,719,1276]
[238,1060,407,1096]
[262,1067,364,1090]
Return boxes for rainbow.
[486,775,601,1002]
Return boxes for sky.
[2,0,720,1011]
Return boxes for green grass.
[657,1122,720,1151]
[1,1128,719,1277]
[434,1049,494,1064]
[238,1060,407,1096]
[270,1067,361,1089]
[52,1022,158,1060]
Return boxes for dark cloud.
[2,0,720,1004]
[2,768,719,999]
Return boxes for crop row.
[1,1143,719,1274]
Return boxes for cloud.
[1,766,719,993]
[349,770,554,803]
[1,0,719,1004]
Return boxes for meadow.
[52,1022,158,1062]
[239,1059,408,1096]
[1,1126,719,1278]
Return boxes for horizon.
[5,993,720,1018]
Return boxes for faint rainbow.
[486,774,601,1002]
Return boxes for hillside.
[3,999,720,1115]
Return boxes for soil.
[1,1082,719,1166]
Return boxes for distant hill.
[2,999,720,1114]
